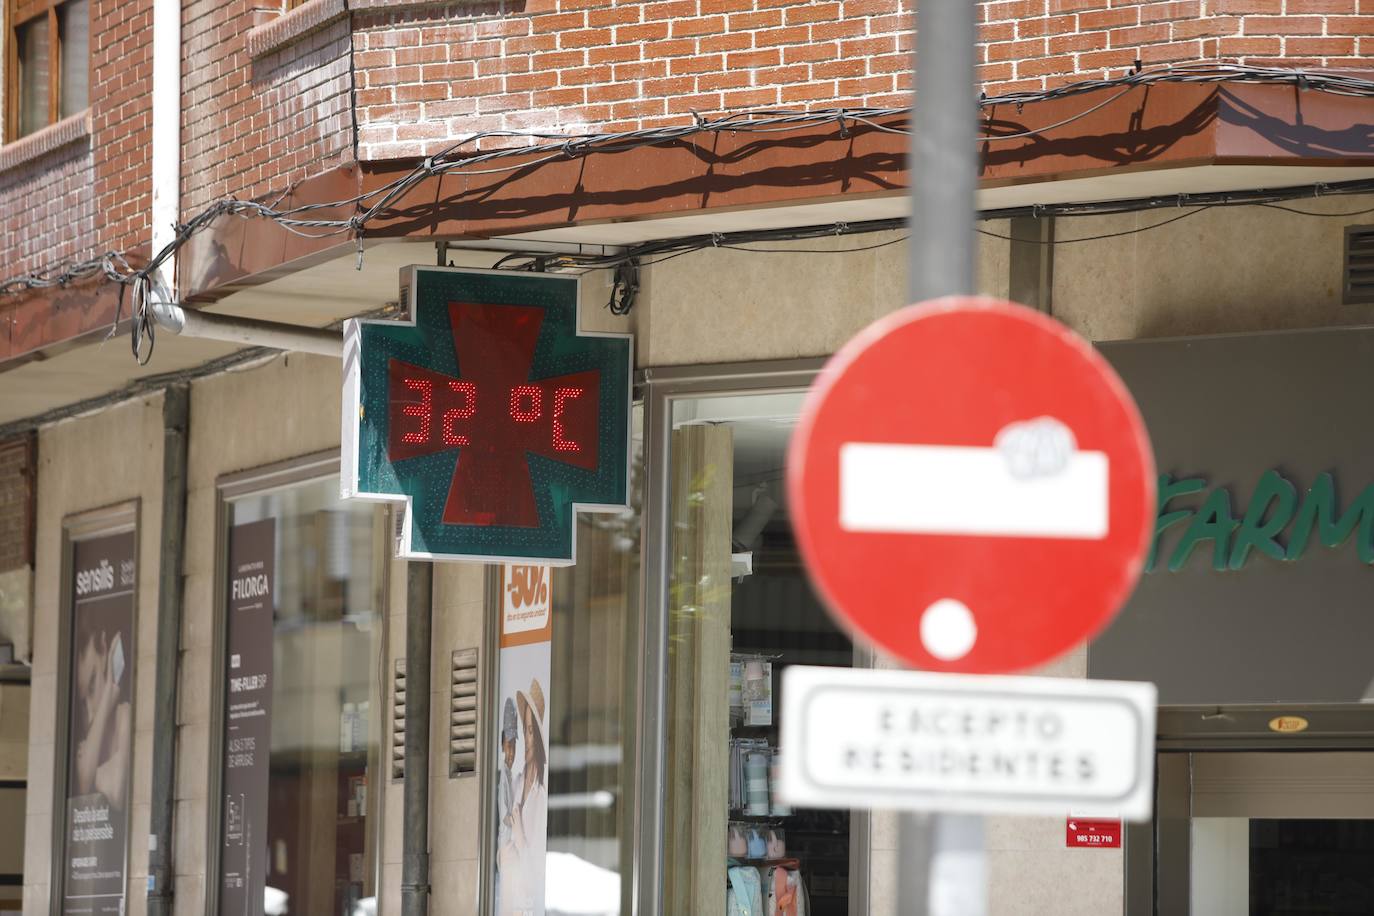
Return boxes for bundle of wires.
[6,63,1374,361]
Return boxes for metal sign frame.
[342,265,633,565]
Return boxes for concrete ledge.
[0,111,90,175]
[247,0,469,58]
[246,0,347,58]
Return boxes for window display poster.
[495,565,553,916]
[63,530,136,916]
[220,519,276,916]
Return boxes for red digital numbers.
[399,378,586,452]
[400,378,433,444]
[510,385,543,423]
[442,381,477,446]
[553,387,584,452]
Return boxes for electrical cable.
[975,207,1210,244]
[1255,201,1374,218]
[717,235,910,255]
[607,260,639,315]
[6,63,1374,364]
[979,86,1137,142]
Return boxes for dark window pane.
[59,0,89,117]
[17,15,51,137]
[535,416,642,915]
[223,479,386,916]
[1251,819,1374,915]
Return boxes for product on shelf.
[727,865,764,916]
[729,659,744,722]
[725,651,811,914]
[743,658,773,726]
[769,750,791,816]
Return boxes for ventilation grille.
[450,648,479,778]
[391,658,407,781]
[1344,226,1374,303]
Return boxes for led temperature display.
[343,267,632,564]
[394,377,585,452]
[384,302,602,529]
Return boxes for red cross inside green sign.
[342,266,632,564]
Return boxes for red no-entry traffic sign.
[787,297,1155,674]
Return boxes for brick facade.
[348,0,1374,160]
[2,0,1371,296]
[0,0,153,282]
[0,436,35,573]
[348,0,915,160]
[181,0,354,214]
[92,0,154,252]
[0,139,95,280]
[983,0,1374,92]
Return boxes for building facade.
[4,1,1374,915]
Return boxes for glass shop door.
[1134,706,1374,916]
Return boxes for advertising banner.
[220,519,276,916]
[1095,327,1374,703]
[63,530,136,916]
[495,564,553,916]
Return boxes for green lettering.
[1286,473,1374,563]
[1228,470,1298,569]
[1149,474,1205,572]
[1170,487,1238,572]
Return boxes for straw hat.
[517,678,546,725]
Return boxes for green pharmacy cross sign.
[342,266,632,564]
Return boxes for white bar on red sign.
[839,442,1109,539]
[779,665,1156,820]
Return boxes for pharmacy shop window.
[491,405,644,916]
[214,454,388,916]
[663,387,860,915]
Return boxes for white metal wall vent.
[1343,226,1374,304]
[450,648,479,778]
[391,658,407,781]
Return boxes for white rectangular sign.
[502,563,552,635]
[779,666,1156,820]
[840,442,1109,539]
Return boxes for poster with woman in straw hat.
[497,675,550,916]
[513,679,549,852]
[496,564,554,916]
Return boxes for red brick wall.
[984,0,1373,92]
[350,0,911,159]
[181,1,355,214]
[0,436,35,573]
[0,146,96,279]
[0,0,152,284]
[350,0,1374,160]
[92,0,154,251]
[6,0,1374,287]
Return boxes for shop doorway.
[659,384,864,916]
[1127,706,1374,915]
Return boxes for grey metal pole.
[902,1,989,914]
[908,0,978,304]
[401,561,434,916]
[148,301,345,358]
[147,383,190,916]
